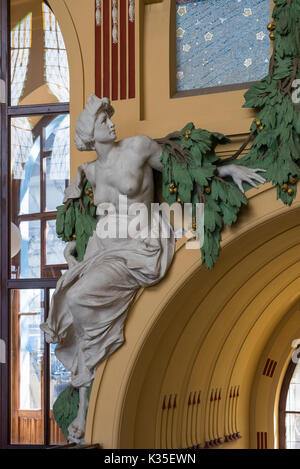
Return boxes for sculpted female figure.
[41,95,265,443]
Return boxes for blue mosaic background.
[176,0,271,91]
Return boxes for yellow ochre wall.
[48,0,300,449]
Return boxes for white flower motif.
[244,58,252,68]
[219,18,226,24]
[204,32,213,41]
[256,31,266,41]
[176,27,185,38]
[177,71,184,80]
[177,6,187,16]
[243,8,252,17]
[182,44,191,52]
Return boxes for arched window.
[279,350,300,449]
[0,0,71,448]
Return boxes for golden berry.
[72,234,76,240]
[288,188,294,196]
[259,125,264,131]
[205,186,211,194]
[85,190,90,195]
[289,177,297,185]
[281,184,288,192]
[255,119,262,126]
[185,130,191,135]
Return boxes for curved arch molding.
[85,183,300,449]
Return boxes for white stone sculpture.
[40,94,265,444]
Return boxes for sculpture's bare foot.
[67,386,89,445]
[67,416,86,444]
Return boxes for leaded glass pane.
[10,0,69,106]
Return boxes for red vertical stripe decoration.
[103,0,110,98]
[128,0,135,99]
[120,0,127,99]
[95,0,135,100]
[262,358,278,377]
[95,0,102,97]
[257,432,268,449]
[111,0,119,100]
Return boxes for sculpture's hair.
[74,95,115,152]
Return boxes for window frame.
[0,0,70,448]
[279,350,300,450]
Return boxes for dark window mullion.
[1,0,10,449]
[43,288,50,445]
[8,103,69,117]
[16,211,57,222]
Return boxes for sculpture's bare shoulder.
[118,134,154,154]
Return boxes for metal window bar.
[0,0,69,448]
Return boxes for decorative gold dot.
[269,32,275,40]
[267,22,276,31]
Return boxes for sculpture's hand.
[64,240,79,268]
[217,164,266,193]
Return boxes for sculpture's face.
[94,111,116,143]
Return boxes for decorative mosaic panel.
[176,0,271,91]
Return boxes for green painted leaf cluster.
[56,180,97,262]
[160,123,248,269]
[53,383,93,439]
[241,0,300,206]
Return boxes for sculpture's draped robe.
[40,166,175,388]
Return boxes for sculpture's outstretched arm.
[217,164,266,193]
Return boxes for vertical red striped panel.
[120,0,127,99]
[103,0,110,98]
[266,359,274,377]
[269,361,277,378]
[128,1,135,99]
[111,1,118,100]
[95,1,102,97]
[264,432,268,449]
[262,358,270,376]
